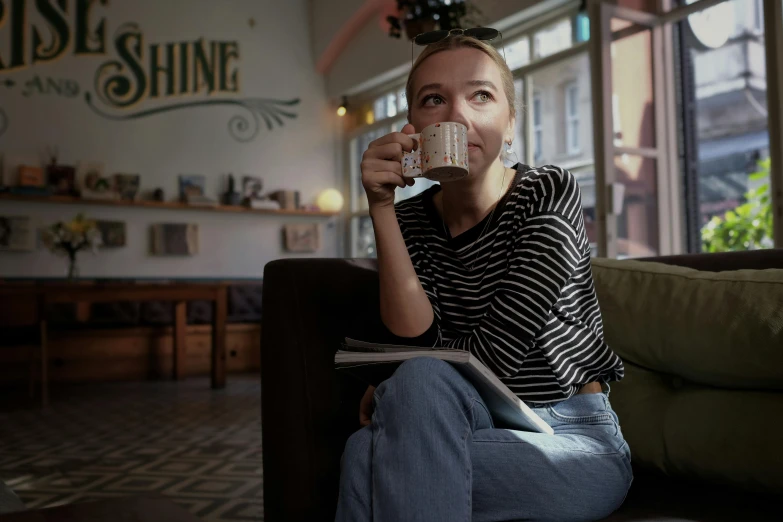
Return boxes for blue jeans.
[336,357,632,522]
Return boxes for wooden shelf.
[0,192,339,217]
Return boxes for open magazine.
[335,338,554,435]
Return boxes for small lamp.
[337,96,348,117]
[316,189,344,212]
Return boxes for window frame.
[589,0,783,257]
[761,0,783,247]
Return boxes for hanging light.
[337,96,348,117]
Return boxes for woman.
[336,34,632,522]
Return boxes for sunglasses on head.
[413,27,501,46]
[411,27,504,65]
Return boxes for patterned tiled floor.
[0,375,263,521]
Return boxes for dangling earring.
[502,140,520,166]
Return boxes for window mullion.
[763,0,783,246]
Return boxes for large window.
[684,0,773,252]
[345,9,593,258]
[591,0,781,256]
[522,51,596,248]
[525,54,592,167]
[343,0,783,258]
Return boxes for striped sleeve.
[390,205,442,347]
[440,167,585,377]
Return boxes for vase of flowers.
[41,214,102,280]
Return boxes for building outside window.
[754,0,765,32]
[385,92,398,118]
[397,87,408,112]
[533,93,543,161]
[347,87,435,257]
[565,82,580,155]
[687,0,773,252]
[373,97,386,122]
[524,51,595,248]
[504,35,530,71]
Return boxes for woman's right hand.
[361,124,417,210]
[359,385,376,427]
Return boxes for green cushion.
[591,257,783,391]
[611,361,783,493]
[591,257,783,492]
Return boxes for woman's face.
[409,47,514,176]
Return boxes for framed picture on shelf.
[96,220,127,248]
[78,161,117,200]
[270,190,299,210]
[242,176,264,201]
[283,223,320,253]
[178,174,206,201]
[18,165,45,187]
[47,164,77,196]
[2,155,37,187]
[150,223,199,256]
[179,174,216,206]
[114,174,141,201]
[0,215,35,251]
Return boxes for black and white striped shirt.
[394,164,624,404]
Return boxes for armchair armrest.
[261,258,382,522]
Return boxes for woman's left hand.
[359,385,376,427]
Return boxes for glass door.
[589,2,677,258]
[590,0,783,256]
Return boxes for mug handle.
[401,133,422,178]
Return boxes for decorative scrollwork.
[93,23,145,109]
[84,93,300,143]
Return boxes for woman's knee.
[341,426,372,474]
[392,356,461,389]
[338,426,373,514]
[377,357,472,412]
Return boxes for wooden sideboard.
[0,281,229,406]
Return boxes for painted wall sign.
[0,0,300,142]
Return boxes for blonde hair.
[406,35,516,121]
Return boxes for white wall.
[0,0,340,278]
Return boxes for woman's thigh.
[470,394,633,522]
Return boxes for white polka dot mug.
[401,122,469,182]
